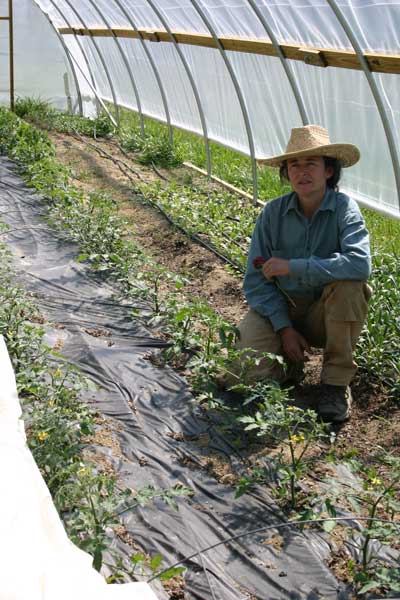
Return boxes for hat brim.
[257,143,360,168]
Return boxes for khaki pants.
[226,280,371,387]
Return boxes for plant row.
[1,105,400,595]
[13,97,400,399]
[0,109,190,581]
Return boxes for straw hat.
[259,124,360,167]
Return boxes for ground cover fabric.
[0,155,349,599]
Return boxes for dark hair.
[279,157,342,191]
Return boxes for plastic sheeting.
[28,0,400,217]
[0,342,159,600]
[0,0,92,113]
[0,155,353,599]
[0,1,399,215]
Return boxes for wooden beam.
[58,27,400,75]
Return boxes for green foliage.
[3,97,400,594]
[52,111,115,138]
[14,96,114,138]
[356,251,400,398]
[14,96,53,121]
[118,107,288,200]
[322,453,400,595]
[363,208,400,255]
[117,483,193,515]
[139,180,258,269]
[0,108,54,166]
[237,383,327,508]
[121,129,185,167]
[56,470,126,571]
[0,109,192,576]
[108,552,185,583]
[56,477,192,572]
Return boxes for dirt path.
[49,132,246,325]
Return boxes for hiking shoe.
[317,384,352,423]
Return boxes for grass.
[118,107,289,201]
[363,208,400,254]
[14,96,115,138]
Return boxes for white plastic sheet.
[0,335,158,600]
[1,0,400,216]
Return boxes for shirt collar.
[283,188,336,216]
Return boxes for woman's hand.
[279,326,310,362]
[262,257,290,280]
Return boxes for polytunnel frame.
[112,0,174,145]
[188,0,259,203]
[83,0,145,136]
[45,0,117,125]
[327,0,400,214]
[61,0,121,124]
[25,1,400,215]
[31,1,83,116]
[144,0,212,177]
[246,0,308,126]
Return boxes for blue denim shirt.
[243,188,371,332]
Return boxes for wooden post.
[9,0,14,111]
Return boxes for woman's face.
[287,156,333,201]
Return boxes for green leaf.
[244,423,260,431]
[324,498,337,518]
[358,580,379,594]
[130,553,146,565]
[322,519,337,533]
[76,253,89,262]
[150,554,163,571]
[159,566,185,580]
[92,548,103,572]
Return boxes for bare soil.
[48,130,400,467]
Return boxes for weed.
[14,96,114,138]
[356,251,400,398]
[121,128,185,168]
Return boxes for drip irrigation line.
[143,200,245,273]
[69,130,246,272]
[201,214,249,253]
[146,197,245,271]
[149,161,169,183]
[147,515,400,582]
[187,520,218,600]
[144,162,251,254]
[68,131,251,264]
[69,129,144,182]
